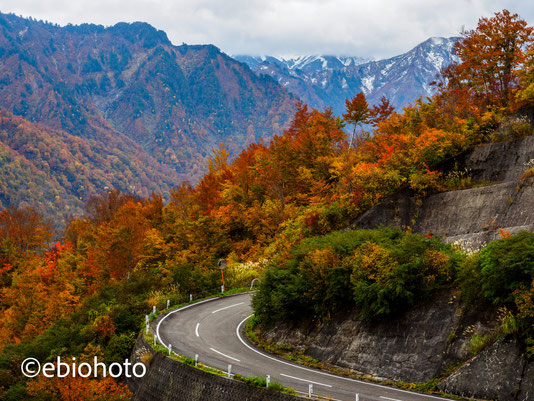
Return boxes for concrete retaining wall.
[354,135,534,251]
[128,336,302,401]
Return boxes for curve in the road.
[154,292,451,401]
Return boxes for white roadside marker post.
[145,315,149,334]
[195,354,198,366]
[228,364,232,377]
[309,384,313,398]
[356,393,359,401]
[168,344,172,355]
[190,294,193,302]
[154,336,157,346]
[167,299,170,309]
[152,305,156,315]
[266,375,270,388]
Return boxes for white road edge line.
[156,297,219,348]
[381,396,403,401]
[280,373,332,388]
[211,302,245,314]
[210,347,241,362]
[236,315,451,401]
[294,391,343,401]
[195,323,200,337]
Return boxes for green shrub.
[478,231,534,304]
[253,228,463,323]
[105,332,137,363]
[242,375,267,387]
[468,334,493,355]
[181,356,197,366]
[1,383,29,401]
[268,381,286,391]
[457,253,483,305]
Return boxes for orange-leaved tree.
[343,92,369,148]
[445,9,534,108]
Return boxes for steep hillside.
[235,37,458,114]
[0,12,297,186]
[354,117,534,251]
[0,109,177,222]
[250,120,534,400]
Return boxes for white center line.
[280,373,333,388]
[195,322,200,337]
[211,302,245,314]
[156,297,218,348]
[380,397,402,401]
[209,347,241,362]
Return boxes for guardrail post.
[195,354,198,366]
[308,383,313,397]
[266,375,270,387]
[227,364,232,377]
[167,299,170,309]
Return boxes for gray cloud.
[2,0,533,58]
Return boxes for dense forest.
[1,9,534,400]
[0,12,297,222]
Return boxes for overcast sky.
[1,0,533,59]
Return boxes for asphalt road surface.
[155,292,450,401]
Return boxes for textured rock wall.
[439,135,534,184]
[354,135,534,251]
[263,294,534,400]
[128,336,301,401]
[263,291,485,383]
[438,336,529,401]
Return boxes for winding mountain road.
[155,292,449,401]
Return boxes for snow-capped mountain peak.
[234,54,371,73]
[234,36,460,115]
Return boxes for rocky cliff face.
[262,291,533,400]
[438,336,527,400]
[354,134,534,252]
[263,291,491,383]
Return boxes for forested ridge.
[0,11,296,221]
[1,9,534,400]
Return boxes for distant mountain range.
[235,55,371,73]
[235,37,459,115]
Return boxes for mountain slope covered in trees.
[0,12,297,219]
[0,108,180,222]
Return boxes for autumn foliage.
[2,8,534,400]
[443,9,534,109]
